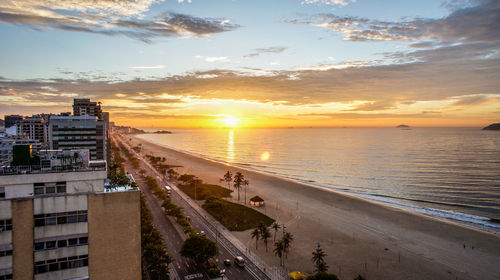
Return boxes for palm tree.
[251,228,260,250]
[192,178,202,201]
[274,240,285,266]
[312,243,328,273]
[261,226,271,252]
[221,171,232,190]
[242,179,250,204]
[271,222,281,242]
[233,172,246,201]
[282,232,294,259]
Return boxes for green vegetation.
[177,173,232,200]
[146,154,180,175]
[274,232,294,266]
[203,197,274,231]
[141,195,171,280]
[142,175,196,236]
[180,234,219,265]
[233,171,249,202]
[107,163,130,190]
[119,142,140,168]
[179,182,232,201]
[312,244,328,273]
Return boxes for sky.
[0,0,499,127]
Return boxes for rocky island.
[482,123,500,130]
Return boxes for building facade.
[0,151,140,280]
[16,117,48,144]
[49,116,106,161]
[72,99,102,120]
[3,116,24,129]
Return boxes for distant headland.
[397,124,410,128]
[113,126,172,134]
[482,123,500,130]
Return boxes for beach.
[130,134,500,280]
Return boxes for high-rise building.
[72,99,102,120]
[101,112,111,164]
[48,116,106,161]
[16,117,48,144]
[0,150,140,280]
[3,115,24,129]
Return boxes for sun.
[222,115,239,127]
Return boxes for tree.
[274,240,285,266]
[243,179,249,204]
[306,272,339,280]
[251,228,260,250]
[180,234,219,264]
[221,171,233,190]
[271,222,281,242]
[312,244,328,273]
[282,232,294,259]
[261,226,271,252]
[192,178,203,201]
[233,172,247,201]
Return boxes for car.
[234,256,245,268]
[223,259,231,266]
[200,230,206,236]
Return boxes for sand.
[129,134,500,280]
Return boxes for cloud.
[194,56,230,62]
[301,0,355,7]
[451,94,499,107]
[243,46,288,59]
[345,101,396,111]
[287,0,500,43]
[293,60,376,71]
[129,65,166,69]
[0,1,240,42]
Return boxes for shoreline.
[136,134,500,236]
[130,134,500,280]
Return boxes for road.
[114,133,274,280]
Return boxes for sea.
[137,127,500,233]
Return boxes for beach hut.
[288,271,306,280]
[249,195,265,207]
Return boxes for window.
[0,249,13,257]
[33,210,87,227]
[33,182,66,195]
[0,220,12,232]
[0,274,13,280]
[34,255,88,274]
[33,235,88,251]
[0,187,5,198]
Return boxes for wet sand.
[130,134,500,280]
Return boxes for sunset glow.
[0,0,498,127]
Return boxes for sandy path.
[128,134,500,280]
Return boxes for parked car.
[223,259,231,266]
[200,230,206,236]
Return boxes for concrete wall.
[34,245,88,262]
[0,200,11,220]
[34,223,88,240]
[12,199,34,280]
[0,256,12,271]
[1,170,106,199]
[34,267,89,280]
[34,195,87,214]
[88,191,141,280]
